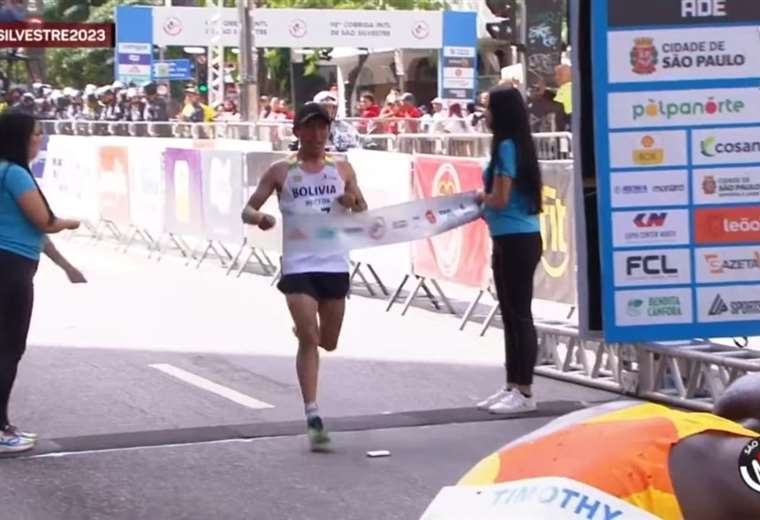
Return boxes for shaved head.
[714,373,760,432]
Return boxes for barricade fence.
[38,134,759,409]
[37,119,573,160]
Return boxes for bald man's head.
[714,373,760,432]
[555,65,572,86]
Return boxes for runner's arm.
[338,162,368,212]
[241,165,280,226]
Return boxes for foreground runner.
[241,102,367,452]
[424,373,760,519]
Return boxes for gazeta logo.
[633,96,746,121]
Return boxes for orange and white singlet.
[457,403,758,519]
[278,155,350,275]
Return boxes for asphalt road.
[0,237,621,520]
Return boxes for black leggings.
[0,249,37,429]
[491,233,542,387]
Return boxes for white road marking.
[149,363,274,410]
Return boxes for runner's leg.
[317,298,346,352]
[286,294,320,404]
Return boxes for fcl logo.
[539,185,569,278]
[631,37,658,75]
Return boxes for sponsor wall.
[39,135,577,308]
[592,0,760,341]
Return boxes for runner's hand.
[258,214,276,231]
[475,191,487,205]
[337,193,357,209]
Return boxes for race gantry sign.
[592,0,760,342]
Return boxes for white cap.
[313,90,338,105]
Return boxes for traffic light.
[198,83,209,94]
[485,0,517,42]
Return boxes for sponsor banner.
[254,8,443,49]
[694,206,760,244]
[153,7,443,49]
[201,150,245,244]
[609,130,688,169]
[41,135,99,223]
[128,141,165,235]
[608,0,760,27]
[97,146,131,226]
[282,192,482,256]
[116,41,152,85]
[412,156,491,289]
[692,126,760,166]
[420,477,659,520]
[693,167,760,205]
[695,245,760,283]
[608,87,760,129]
[698,284,760,322]
[614,248,692,287]
[612,209,690,247]
[610,170,689,208]
[243,152,289,255]
[609,26,760,83]
[163,148,204,237]
[30,134,48,178]
[537,161,577,305]
[347,150,413,284]
[615,288,693,326]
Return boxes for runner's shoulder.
[265,160,291,182]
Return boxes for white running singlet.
[278,155,350,275]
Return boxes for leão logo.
[633,97,745,121]
[631,37,658,75]
[633,135,664,165]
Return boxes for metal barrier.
[37,118,573,160]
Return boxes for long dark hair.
[0,111,55,223]
[485,86,542,214]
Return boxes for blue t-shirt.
[0,161,45,260]
[482,140,541,237]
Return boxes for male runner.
[438,373,760,519]
[241,102,367,452]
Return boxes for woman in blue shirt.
[475,86,543,415]
[0,112,85,453]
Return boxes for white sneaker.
[0,431,35,453]
[476,387,513,410]
[488,391,537,415]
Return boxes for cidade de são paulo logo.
[631,36,746,76]
[633,96,745,122]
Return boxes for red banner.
[98,146,131,226]
[412,156,491,289]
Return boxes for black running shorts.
[277,272,350,300]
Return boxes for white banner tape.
[282,192,482,255]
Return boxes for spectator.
[259,96,271,119]
[179,87,204,123]
[313,90,359,152]
[396,92,421,134]
[216,99,240,122]
[554,64,572,129]
[142,82,168,122]
[444,103,468,134]
[430,97,447,133]
[528,78,566,133]
[11,93,36,117]
[356,92,380,133]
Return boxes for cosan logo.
[700,136,760,157]
[633,97,745,121]
[634,212,668,228]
